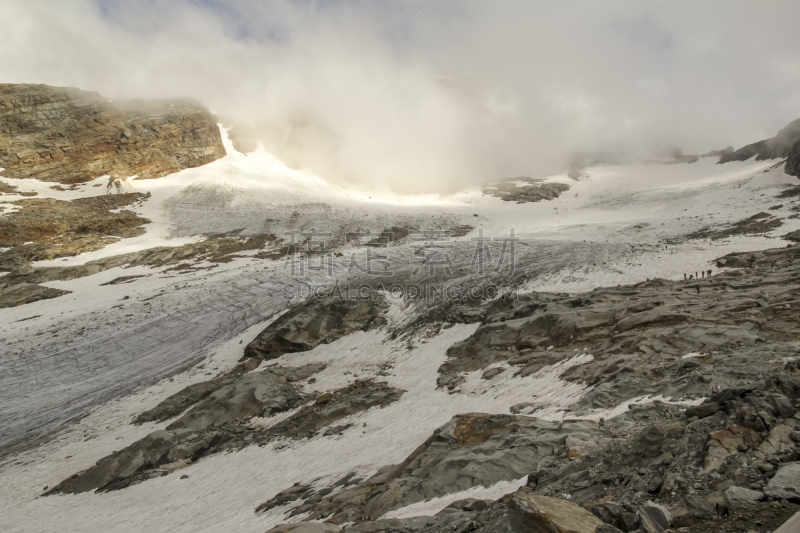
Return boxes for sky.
[2,0,800,194]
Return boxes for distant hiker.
[684,273,687,280]
[701,271,705,278]
[696,272,698,279]
[689,275,693,280]
[697,286,700,295]
[708,269,712,277]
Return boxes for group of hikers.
[684,269,711,280]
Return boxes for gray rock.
[167,370,305,431]
[772,395,797,418]
[278,414,606,524]
[764,463,800,502]
[595,526,625,533]
[790,431,800,443]
[344,517,438,532]
[637,501,671,533]
[684,402,719,419]
[723,486,764,504]
[481,367,505,380]
[44,429,188,494]
[245,297,388,360]
[265,523,341,533]
[774,510,800,533]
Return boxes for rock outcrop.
[438,244,800,392]
[0,193,150,269]
[719,117,800,178]
[0,83,225,183]
[257,414,608,524]
[244,297,390,361]
[483,179,570,203]
[47,373,402,495]
[0,232,275,307]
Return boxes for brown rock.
[508,488,605,533]
[0,83,225,184]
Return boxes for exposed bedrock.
[244,296,390,361]
[0,83,225,183]
[48,369,403,494]
[438,244,800,392]
[0,232,274,307]
[258,414,608,524]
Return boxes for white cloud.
[2,0,800,193]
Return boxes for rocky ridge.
[0,83,226,183]
[719,118,800,178]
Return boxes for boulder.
[764,463,800,502]
[685,401,719,419]
[775,511,800,533]
[508,489,605,533]
[670,495,717,528]
[771,395,797,418]
[723,486,764,504]
[637,501,671,533]
[703,428,746,472]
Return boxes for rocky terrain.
[39,243,800,532]
[0,232,277,308]
[0,83,226,183]
[0,193,151,272]
[483,178,571,203]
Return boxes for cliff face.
[719,117,800,178]
[0,83,226,183]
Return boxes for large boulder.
[724,486,764,505]
[764,463,800,502]
[508,489,605,533]
[637,501,671,533]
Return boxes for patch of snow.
[382,476,528,520]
